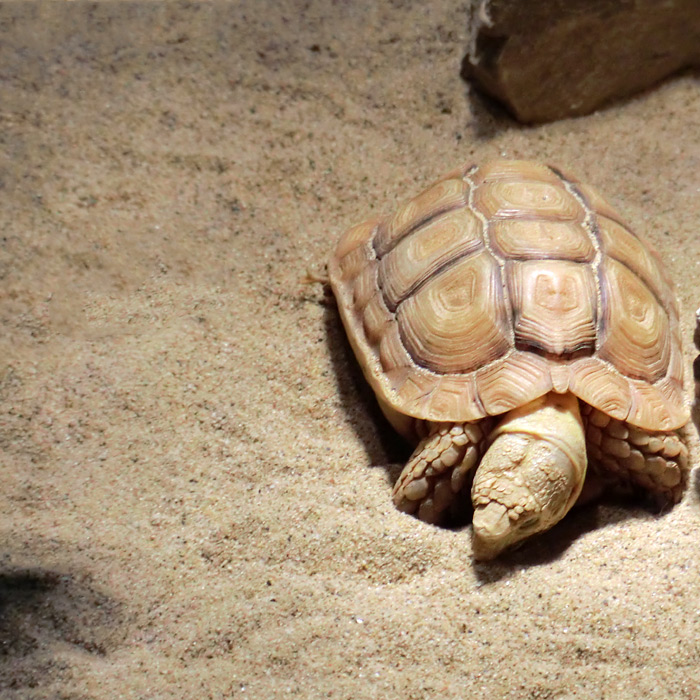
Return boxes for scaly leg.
[582,405,688,504]
[392,421,490,525]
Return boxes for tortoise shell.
[329,160,687,433]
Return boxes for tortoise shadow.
[322,300,409,471]
[690,321,700,501]
[469,497,673,584]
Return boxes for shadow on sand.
[0,561,125,693]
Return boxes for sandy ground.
[1,2,700,699]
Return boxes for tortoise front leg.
[583,406,688,503]
[392,421,490,525]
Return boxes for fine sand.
[1,3,700,699]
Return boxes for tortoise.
[329,160,689,560]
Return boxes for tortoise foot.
[392,421,487,525]
[583,406,688,503]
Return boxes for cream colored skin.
[470,392,586,560]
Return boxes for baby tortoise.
[329,160,688,560]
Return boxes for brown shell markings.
[329,160,687,432]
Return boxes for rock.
[462,0,700,123]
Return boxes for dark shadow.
[0,566,124,692]
[461,81,520,140]
[322,300,409,475]
[693,468,700,502]
[471,495,670,584]
[690,318,700,504]
[691,318,700,441]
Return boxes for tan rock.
[462,0,700,123]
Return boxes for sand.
[1,2,699,698]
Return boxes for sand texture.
[1,3,700,698]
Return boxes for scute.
[475,353,553,415]
[378,206,483,310]
[396,251,510,373]
[374,177,468,256]
[597,215,677,316]
[490,219,595,261]
[507,260,597,357]
[329,160,687,433]
[474,179,583,222]
[598,258,670,383]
